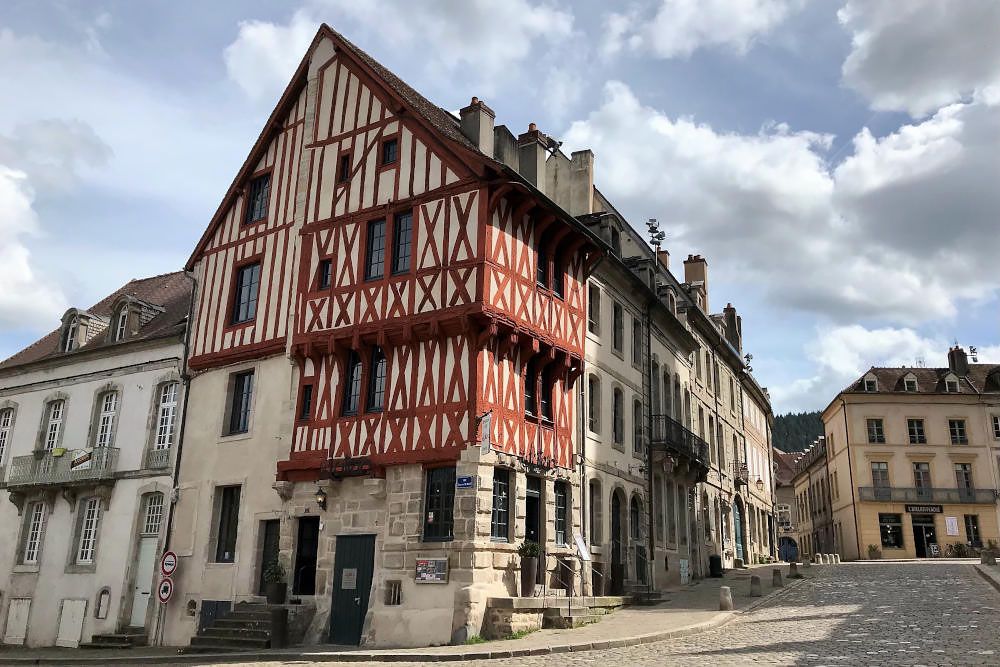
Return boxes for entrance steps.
[180,602,276,654]
[80,627,148,649]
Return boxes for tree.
[773,411,823,453]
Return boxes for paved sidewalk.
[0,563,807,665]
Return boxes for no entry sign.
[157,577,174,604]
[160,550,178,577]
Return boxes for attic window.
[381,138,398,165]
[864,378,877,392]
[946,379,960,393]
[62,317,79,352]
[904,378,917,392]
[114,307,129,342]
[244,173,271,225]
[610,227,621,256]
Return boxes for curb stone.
[0,576,810,665]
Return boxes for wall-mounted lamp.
[755,478,765,492]
[315,486,328,511]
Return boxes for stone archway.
[609,487,627,595]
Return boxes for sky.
[2,0,999,415]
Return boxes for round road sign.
[157,577,174,604]
[160,550,178,577]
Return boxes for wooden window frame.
[226,370,255,435]
[554,481,568,545]
[378,132,401,170]
[242,169,272,227]
[341,350,362,417]
[490,467,510,541]
[214,485,241,563]
[422,466,456,542]
[297,381,314,422]
[337,149,352,185]
[226,256,264,329]
[391,210,414,275]
[364,218,387,281]
[316,257,333,291]
[366,347,387,413]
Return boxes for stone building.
[791,438,834,559]
[821,346,1000,560]
[773,448,801,561]
[0,273,191,647]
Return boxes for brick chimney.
[656,249,670,270]
[683,254,708,312]
[948,345,969,375]
[723,303,742,354]
[518,123,547,194]
[459,97,495,156]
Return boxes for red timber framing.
[182,23,602,481]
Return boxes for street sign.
[160,550,178,577]
[456,475,473,489]
[157,577,174,604]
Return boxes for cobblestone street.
[247,562,1000,667]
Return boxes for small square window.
[318,259,332,290]
[338,154,351,183]
[864,378,877,392]
[904,379,917,392]
[244,174,270,225]
[946,379,960,393]
[382,138,398,165]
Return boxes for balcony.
[649,415,710,469]
[858,486,997,504]
[143,447,173,470]
[6,447,119,488]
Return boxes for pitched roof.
[772,449,800,485]
[845,364,1000,395]
[0,272,192,371]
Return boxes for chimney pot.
[459,96,495,156]
[529,122,537,131]
[517,124,547,193]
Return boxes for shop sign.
[70,448,93,471]
[415,557,449,584]
[342,568,358,590]
[905,504,942,514]
[330,458,372,477]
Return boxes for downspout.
[841,399,861,560]
[644,296,655,590]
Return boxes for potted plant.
[866,544,882,560]
[263,560,287,605]
[517,541,541,597]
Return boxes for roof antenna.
[646,218,665,251]
[970,345,979,363]
[914,356,925,368]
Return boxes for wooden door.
[3,598,31,645]
[56,599,87,647]
[130,537,157,627]
[328,535,375,645]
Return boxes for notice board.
[415,557,449,583]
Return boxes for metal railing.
[732,461,749,486]
[858,486,997,504]
[649,414,710,466]
[7,447,119,487]
[143,447,172,470]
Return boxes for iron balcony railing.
[143,447,172,470]
[732,461,749,486]
[6,447,119,487]
[649,415,710,467]
[858,486,997,504]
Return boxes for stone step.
[79,641,133,650]
[212,618,272,630]
[223,610,273,622]
[543,613,603,629]
[199,627,270,640]
[190,634,269,649]
[81,632,148,648]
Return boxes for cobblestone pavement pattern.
[240,562,1000,667]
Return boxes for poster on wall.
[945,516,960,536]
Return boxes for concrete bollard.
[803,558,812,568]
[789,562,801,578]
[813,553,822,564]
[833,554,841,564]
[720,586,734,611]
[822,554,831,564]
[749,575,762,597]
[772,568,784,588]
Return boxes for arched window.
[43,400,65,450]
[589,479,602,545]
[114,307,129,342]
[62,317,79,352]
[0,407,13,464]
[630,495,642,541]
[141,493,165,536]
[95,391,119,448]
[154,383,179,449]
[612,388,624,445]
[588,375,601,433]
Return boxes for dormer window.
[610,227,621,256]
[945,377,960,393]
[864,377,878,392]
[904,377,917,392]
[62,317,79,352]
[114,307,129,342]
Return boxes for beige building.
[791,439,834,559]
[821,346,1000,560]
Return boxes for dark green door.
[328,534,376,645]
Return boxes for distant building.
[772,449,800,561]
[0,273,191,647]
[820,346,1000,560]
[791,438,833,559]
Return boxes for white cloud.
[562,81,1000,325]
[224,1,573,101]
[0,167,67,330]
[839,0,1000,116]
[603,0,802,59]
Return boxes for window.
[114,307,129,342]
[381,138,398,165]
[612,388,624,446]
[423,467,455,542]
[907,418,926,444]
[0,407,13,463]
[76,497,101,564]
[965,514,982,546]
[729,378,735,411]
[298,384,314,421]
[244,173,270,225]
[553,257,564,298]
[44,400,64,450]
[142,494,164,535]
[95,391,118,447]
[665,481,676,544]
[490,468,510,540]
[867,418,885,444]
[21,502,46,564]
[63,317,78,352]
[342,351,362,416]
[554,481,568,545]
[879,513,903,549]
[338,153,351,182]
[904,378,917,392]
[227,370,254,435]
[864,378,877,392]
[612,303,624,353]
[230,263,261,324]
[587,283,600,334]
[539,366,553,422]
[631,319,642,365]
[365,219,386,280]
[677,485,687,545]
[993,415,1000,440]
[589,480,602,545]
[610,227,621,255]
[588,375,600,433]
[318,259,332,289]
[912,462,931,490]
[949,419,968,444]
[214,486,241,563]
[392,211,413,274]
[366,347,386,412]
[154,383,179,449]
[630,496,642,540]
[955,463,973,490]
[695,349,702,380]
[536,238,548,288]
[524,364,537,417]
[633,399,643,455]
[946,378,959,393]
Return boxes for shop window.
[423,467,455,542]
[491,468,510,541]
[879,513,903,549]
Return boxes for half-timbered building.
[164,24,602,648]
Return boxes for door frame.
[129,536,159,628]
[293,516,321,596]
[120,485,170,632]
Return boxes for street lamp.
[315,486,328,511]
[755,478,765,492]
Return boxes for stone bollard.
[749,575,762,597]
[833,554,841,564]
[772,568,784,588]
[981,552,997,566]
[822,554,831,564]
[789,562,802,578]
[813,553,822,564]
[803,558,812,568]
[720,586,734,611]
